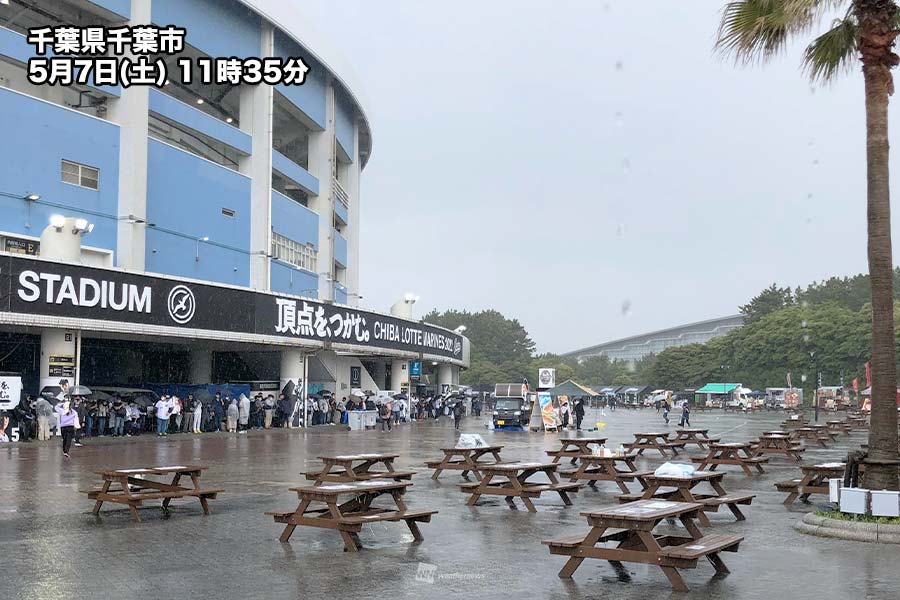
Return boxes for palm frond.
[803,16,858,82]
[716,0,847,64]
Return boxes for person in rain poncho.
[226,397,239,432]
[238,394,250,431]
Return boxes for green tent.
[546,380,600,398]
[695,383,741,394]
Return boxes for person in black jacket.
[573,397,585,430]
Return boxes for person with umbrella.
[54,398,79,458]
[379,398,393,432]
[452,396,464,430]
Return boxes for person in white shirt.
[155,396,172,436]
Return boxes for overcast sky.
[301,1,888,354]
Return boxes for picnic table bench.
[691,442,768,476]
[751,433,806,463]
[304,453,413,484]
[826,420,852,435]
[673,429,719,450]
[618,470,754,526]
[266,480,437,551]
[775,462,847,505]
[562,452,653,493]
[625,432,686,458]
[424,445,505,480]
[543,500,743,592]
[459,462,580,512]
[545,437,607,464]
[81,465,222,522]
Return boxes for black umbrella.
[130,394,154,409]
[393,392,408,401]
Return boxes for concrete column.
[390,359,407,392]
[280,348,305,426]
[239,22,275,290]
[40,329,76,391]
[346,118,361,306]
[438,364,453,392]
[307,83,336,300]
[190,349,213,384]
[109,0,151,270]
[374,361,387,391]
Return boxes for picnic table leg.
[511,473,536,513]
[546,470,572,506]
[326,501,360,552]
[162,473,183,510]
[92,480,111,515]
[706,552,730,574]
[431,453,449,480]
[466,473,492,507]
[558,527,607,578]
[128,502,142,523]
[612,464,632,494]
[187,471,211,515]
[279,498,310,543]
[660,566,689,592]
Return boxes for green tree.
[718,0,899,489]
[740,284,794,323]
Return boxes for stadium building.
[0,0,468,398]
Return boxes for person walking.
[560,400,570,430]
[379,400,392,432]
[155,395,172,436]
[679,401,691,427]
[453,400,463,430]
[391,396,402,425]
[662,401,670,425]
[573,397,585,430]
[54,400,79,458]
[34,396,53,441]
[212,393,225,432]
[227,398,239,432]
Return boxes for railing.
[332,177,350,210]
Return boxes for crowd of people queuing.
[0,380,484,457]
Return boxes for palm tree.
[717,0,899,490]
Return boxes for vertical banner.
[350,366,361,387]
[865,362,872,388]
[538,392,556,429]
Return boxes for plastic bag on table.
[458,433,487,448]
[653,462,695,478]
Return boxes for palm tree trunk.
[857,0,900,490]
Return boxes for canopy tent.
[546,380,599,398]
[695,383,741,394]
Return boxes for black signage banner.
[0,255,464,361]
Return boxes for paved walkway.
[1,409,898,599]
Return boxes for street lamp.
[49,214,66,231]
[195,236,209,261]
[810,350,819,422]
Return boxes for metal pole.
[302,353,309,428]
[74,329,82,387]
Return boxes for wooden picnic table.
[459,462,580,512]
[751,433,806,463]
[82,465,222,522]
[625,432,686,458]
[562,453,653,493]
[545,437,607,464]
[304,453,413,484]
[691,442,768,476]
[807,423,839,441]
[266,480,437,550]
[789,428,830,448]
[424,445,505,480]
[619,471,755,526]
[775,462,847,505]
[826,420,852,435]
[543,499,743,592]
[673,428,720,450]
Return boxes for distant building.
[563,315,744,363]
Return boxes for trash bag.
[458,433,487,448]
[653,462,695,478]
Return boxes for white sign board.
[538,368,555,390]
[0,376,22,410]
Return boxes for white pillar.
[390,359,407,392]
[346,118,361,306]
[438,364,453,392]
[240,22,274,290]
[307,83,336,300]
[190,349,213,384]
[109,0,151,270]
[280,348,305,426]
[40,329,76,391]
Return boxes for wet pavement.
[2,408,899,599]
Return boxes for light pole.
[810,350,819,422]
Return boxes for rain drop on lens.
[616,223,627,238]
[615,60,624,72]
[801,320,808,328]
[621,158,630,174]
[812,159,819,167]
[621,300,632,317]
